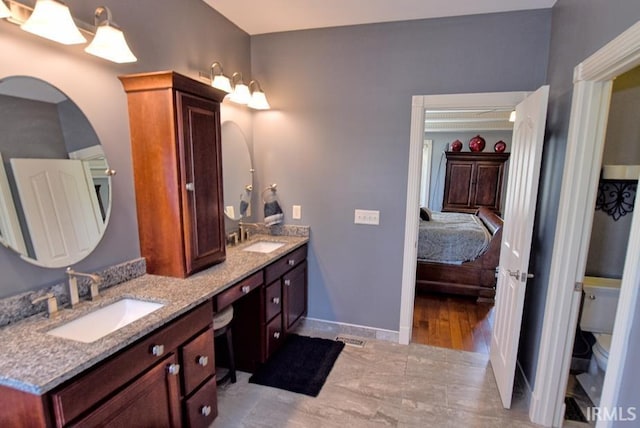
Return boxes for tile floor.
[211,332,546,427]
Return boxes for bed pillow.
[420,207,431,221]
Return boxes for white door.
[490,85,549,408]
[11,158,104,266]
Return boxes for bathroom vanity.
[0,236,308,427]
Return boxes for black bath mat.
[249,334,345,397]
[564,396,588,422]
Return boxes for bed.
[415,206,503,302]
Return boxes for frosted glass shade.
[211,74,232,93]
[229,83,251,105]
[248,90,270,110]
[0,1,11,19]
[85,24,137,63]
[21,0,86,45]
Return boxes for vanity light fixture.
[210,62,232,93]
[84,6,136,63]
[2,1,137,64]
[229,72,252,105]
[248,80,270,110]
[0,1,11,19]
[20,0,86,45]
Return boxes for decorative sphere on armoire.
[450,139,463,152]
[468,135,486,152]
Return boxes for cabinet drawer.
[181,327,215,396]
[183,376,217,428]
[265,245,307,284]
[265,281,282,322]
[214,271,263,311]
[51,302,213,426]
[265,315,283,358]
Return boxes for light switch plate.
[292,205,301,219]
[354,209,379,225]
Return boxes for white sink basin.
[242,241,285,253]
[47,298,164,343]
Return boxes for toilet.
[576,276,621,406]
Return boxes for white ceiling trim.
[203,0,556,35]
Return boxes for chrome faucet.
[238,222,256,242]
[66,267,102,306]
[31,293,58,318]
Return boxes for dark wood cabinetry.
[119,71,227,278]
[213,244,308,373]
[442,152,510,215]
[49,302,216,427]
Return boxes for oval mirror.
[0,76,112,268]
[221,121,253,220]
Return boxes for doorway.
[529,20,640,427]
[399,91,529,346]
[411,114,515,353]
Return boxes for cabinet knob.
[186,182,195,191]
[167,363,181,376]
[273,331,281,339]
[287,259,295,266]
[197,355,209,367]
[201,405,212,417]
[151,344,165,357]
[241,285,251,294]
[284,279,291,287]
[272,297,280,305]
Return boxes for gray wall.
[0,0,251,297]
[426,131,512,211]
[251,11,550,330]
[517,0,640,400]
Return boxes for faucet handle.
[89,281,100,300]
[31,293,58,318]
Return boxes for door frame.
[529,20,640,427]
[399,91,529,345]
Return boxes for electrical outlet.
[292,205,301,220]
[354,209,380,225]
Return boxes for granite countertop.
[0,234,308,395]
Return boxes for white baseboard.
[298,317,399,343]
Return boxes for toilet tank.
[580,276,622,334]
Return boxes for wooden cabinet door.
[177,92,226,274]
[443,160,474,209]
[70,355,181,428]
[283,261,307,332]
[472,161,505,211]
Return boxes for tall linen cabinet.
[119,71,227,278]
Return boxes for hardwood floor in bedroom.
[412,291,494,354]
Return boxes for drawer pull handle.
[273,331,281,339]
[288,259,295,266]
[151,344,165,357]
[197,355,209,366]
[186,182,195,191]
[272,297,280,305]
[201,405,212,417]
[167,363,181,376]
[241,285,251,294]
[284,279,291,286]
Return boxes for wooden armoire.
[442,151,510,215]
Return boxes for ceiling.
[203,0,556,35]
[424,109,514,132]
